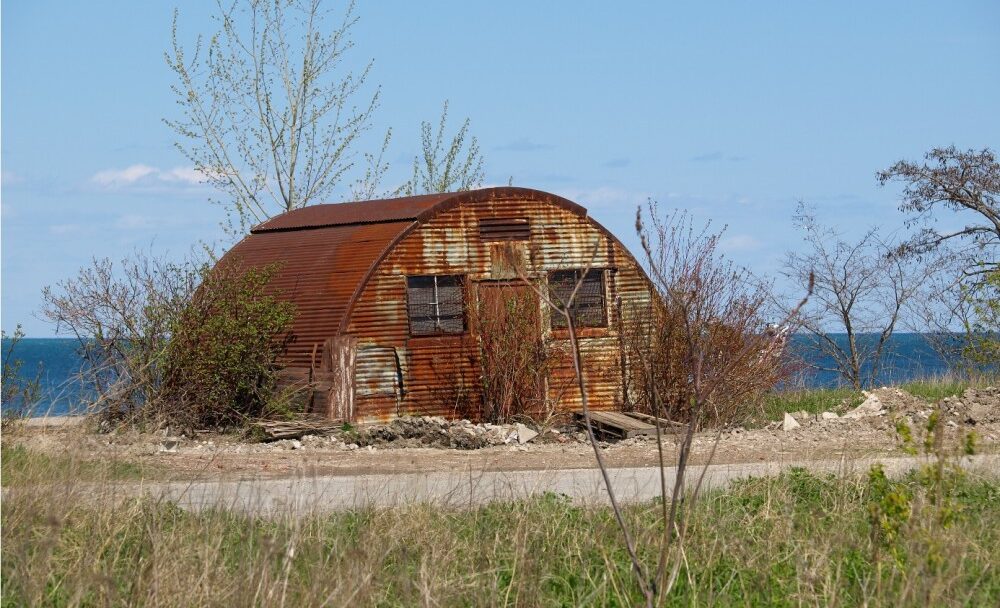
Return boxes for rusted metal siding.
[252,193,449,232]
[222,221,415,369]
[222,187,653,422]
[344,192,653,422]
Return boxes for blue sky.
[3,1,999,336]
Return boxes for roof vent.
[479,217,530,241]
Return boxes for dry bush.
[626,205,791,428]
[41,252,295,430]
[41,252,199,422]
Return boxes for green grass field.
[4,376,998,606]
[2,456,998,606]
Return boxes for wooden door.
[476,282,546,420]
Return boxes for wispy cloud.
[721,234,763,252]
[495,138,553,152]
[602,158,630,168]
[89,164,207,189]
[114,214,157,230]
[49,223,82,235]
[557,186,651,210]
[1,170,24,185]
[160,166,205,184]
[690,151,747,163]
[91,164,159,186]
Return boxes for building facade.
[222,187,653,422]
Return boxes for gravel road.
[128,454,1000,516]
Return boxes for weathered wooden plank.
[623,411,688,432]
[572,410,658,440]
[253,417,345,441]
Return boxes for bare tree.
[905,250,980,371]
[1,324,42,425]
[401,100,485,195]
[782,203,937,389]
[634,205,807,599]
[879,146,999,277]
[514,205,807,605]
[166,0,381,233]
[625,206,792,427]
[41,253,200,420]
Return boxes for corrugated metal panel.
[251,193,449,232]
[221,221,413,368]
[345,193,653,422]
[220,187,653,423]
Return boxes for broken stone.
[842,393,886,419]
[782,413,800,431]
[821,411,839,420]
[516,423,539,444]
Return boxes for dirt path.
[103,454,1000,515]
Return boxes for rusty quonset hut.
[224,187,653,423]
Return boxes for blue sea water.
[0,334,974,416]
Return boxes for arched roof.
[223,187,601,364]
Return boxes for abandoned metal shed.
[223,186,653,423]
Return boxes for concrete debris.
[939,387,1000,425]
[130,386,1000,458]
[516,423,539,444]
[842,391,888,419]
[349,416,548,450]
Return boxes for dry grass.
[2,442,998,607]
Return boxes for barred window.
[406,275,465,335]
[548,269,607,328]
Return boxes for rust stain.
[218,187,654,423]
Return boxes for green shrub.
[42,251,296,431]
[157,262,296,429]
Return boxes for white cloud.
[49,223,81,235]
[556,186,651,210]
[721,234,763,252]
[161,166,205,185]
[91,164,159,186]
[89,164,209,190]
[114,214,156,230]
[1,170,23,185]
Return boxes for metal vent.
[479,217,530,241]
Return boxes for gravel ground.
[8,387,999,481]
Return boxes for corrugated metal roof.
[251,193,451,232]
[225,187,592,367]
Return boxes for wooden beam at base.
[572,411,687,441]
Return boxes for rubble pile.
[349,416,554,450]
[939,387,1000,426]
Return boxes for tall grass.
[3,451,998,606]
[900,370,998,402]
[761,387,863,421]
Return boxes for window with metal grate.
[406,275,466,335]
[548,269,607,328]
[479,217,530,241]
